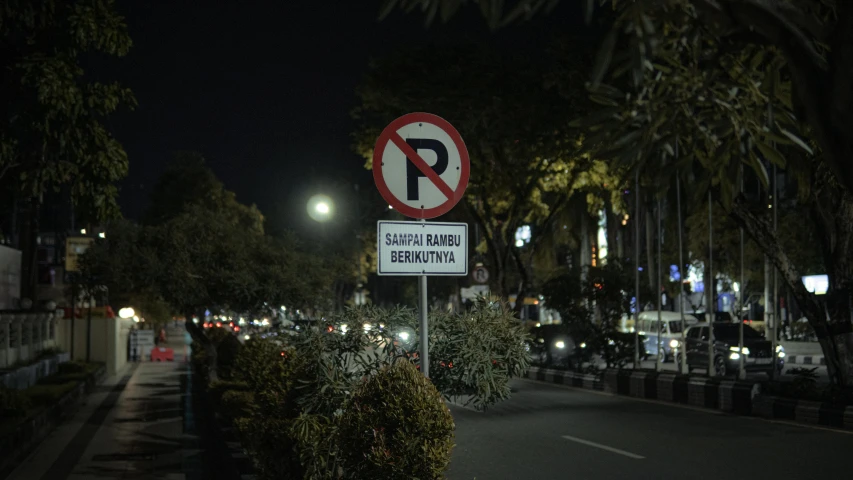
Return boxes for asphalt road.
[448,379,853,480]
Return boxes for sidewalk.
[6,360,248,480]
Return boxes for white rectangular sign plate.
[377,221,468,276]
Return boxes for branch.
[728,194,823,324]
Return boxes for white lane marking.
[561,435,645,459]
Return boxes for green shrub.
[426,300,530,410]
[207,379,250,415]
[336,360,455,480]
[0,388,31,418]
[38,372,88,385]
[191,341,209,380]
[236,416,303,480]
[25,382,78,406]
[220,390,256,424]
[58,361,86,375]
[216,334,242,380]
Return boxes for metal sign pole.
[419,218,430,378]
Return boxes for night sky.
[108,2,584,233]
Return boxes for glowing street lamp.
[307,194,334,222]
[118,307,135,319]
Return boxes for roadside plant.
[336,360,455,480]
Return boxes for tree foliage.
[379,0,853,386]
[0,0,136,219]
[353,44,594,297]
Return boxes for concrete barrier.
[786,355,826,366]
[528,367,759,415]
[525,367,853,430]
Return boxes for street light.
[307,194,334,222]
[118,307,135,319]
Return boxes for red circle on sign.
[372,112,470,219]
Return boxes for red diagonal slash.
[389,133,456,201]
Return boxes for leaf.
[569,106,621,128]
[589,95,620,107]
[747,151,770,189]
[583,0,594,24]
[755,141,786,168]
[778,128,814,155]
[591,28,619,88]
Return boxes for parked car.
[682,322,784,376]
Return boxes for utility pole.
[707,191,716,376]
[739,166,746,380]
[655,197,662,372]
[675,162,687,373]
[633,171,641,369]
[766,103,778,379]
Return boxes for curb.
[524,367,853,430]
[752,396,853,429]
[526,367,758,416]
[786,355,826,366]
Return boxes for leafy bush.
[220,390,256,424]
[58,361,87,375]
[0,388,30,418]
[425,300,530,409]
[25,382,78,406]
[216,334,242,379]
[225,305,528,478]
[191,340,210,380]
[236,416,303,480]
[337,360,455,480]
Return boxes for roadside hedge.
[194,302,528,479]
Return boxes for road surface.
[448,379,853,480]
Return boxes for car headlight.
[730,352,740,360]
[580,342,587,349]
[398,331,410,342]
[555,340,566,349]
[340,324,348,334]
[729,346,749,355]
[669,339,680,348]
[778,351,785,358]
[363,323,372,333]
[776,345,784,353]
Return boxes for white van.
[635,311,700,362]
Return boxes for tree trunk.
[730,195,853,386]
[185,311,218,382]
[463,200,504,297]
[509,243,531,316]
[19,197,40,304]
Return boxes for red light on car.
[233,326,240,332]
[216,322,222,328]
[229,322,234,327]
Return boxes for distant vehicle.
[526,325,577,367]
[682,323,784,376]
[634,311,700,362]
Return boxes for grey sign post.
[372,112,470,378]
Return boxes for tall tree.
[380,0,853,386]
[353,45,591,300]
[1,0,136,299]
